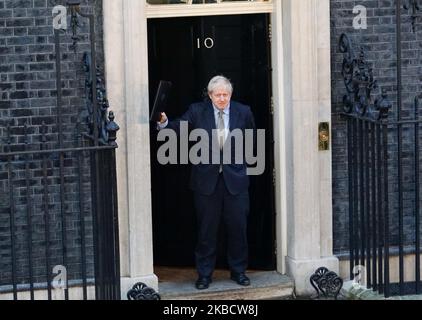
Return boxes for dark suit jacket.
[167,100,256,196]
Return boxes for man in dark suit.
[158,75,255,290]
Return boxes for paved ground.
[155,268,422,300]
[158,270,294,300]
[341,281,422,300]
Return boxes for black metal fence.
[342,113,422,297]
[0,2,120,300]
[340,0,422,298]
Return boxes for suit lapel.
[203,100,216,133]
[229,102,239,131]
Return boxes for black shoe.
[195,277,212,290]
[230,272,250,286]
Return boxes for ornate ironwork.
[339,33,391,120]
[83,52,118,145]
[67,0,81,51]
[310,267,343,300]
[1,0,120,300]
[107,112,120,147]
[127,283,161,300]
[404,0,421,32]
[374,89,393,120]
[341,1,422,300]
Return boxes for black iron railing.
[340,0,422,298]
[0,1,120,300]
[342,106,422,298]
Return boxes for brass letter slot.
[319,122,330,151]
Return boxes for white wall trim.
[146,2,273,18]
[271,0,288,275]
[281,0,338,296]
[104,0,157,296]
[103,1,334,295]
[103,0,130,277]
[121,0,155,279]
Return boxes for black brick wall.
[7,0,421,284]
[0,0,104,287]
[331,0,422,254]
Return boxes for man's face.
[209,87,232,110]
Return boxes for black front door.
[148,14,275,270]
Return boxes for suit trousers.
[194,173,249,278]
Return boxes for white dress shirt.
[213,103,230,142]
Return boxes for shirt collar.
[212,103,230,115]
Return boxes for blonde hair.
[207,75,233,94]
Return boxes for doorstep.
[158,271,294,300]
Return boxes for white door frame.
[103,0,287,296]
[147,4,282,274]
[103,0,335,298]
[145,1,274,18]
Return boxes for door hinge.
[270,96,274,115]
[274,240,277,256]
[273,168,276,186]
[268,23,272,43]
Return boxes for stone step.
[158,271,294,300]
